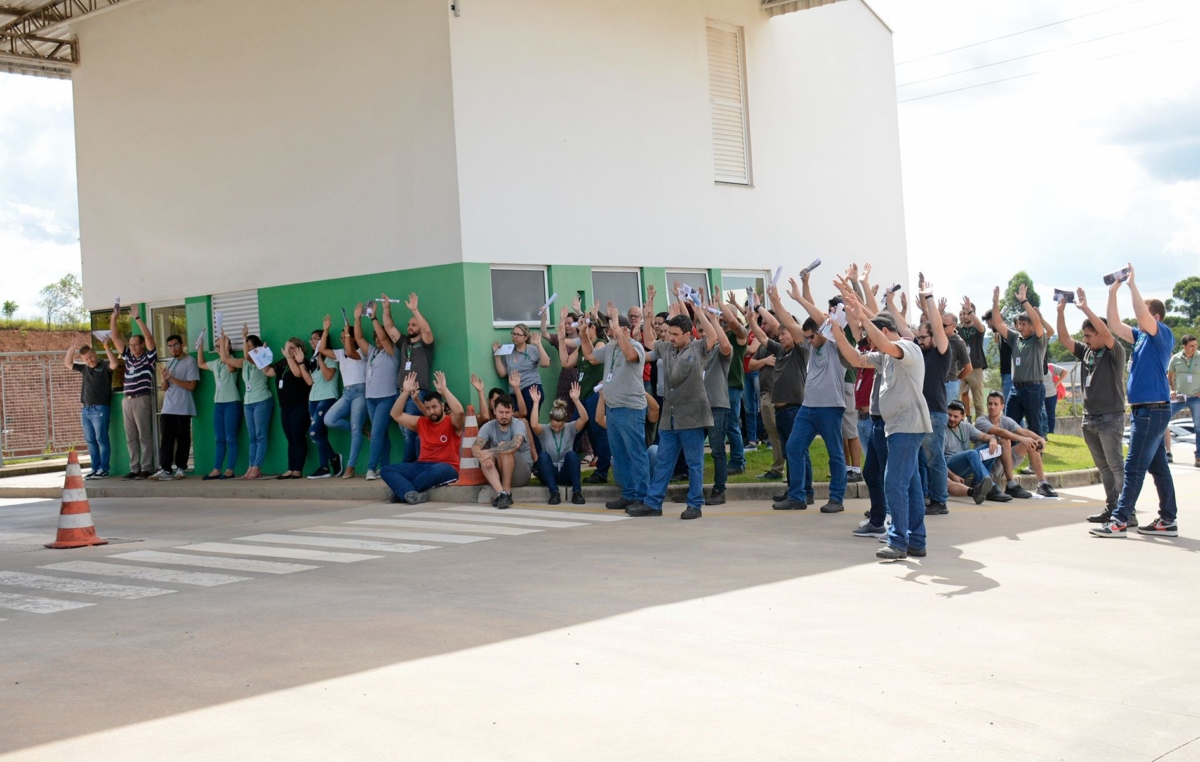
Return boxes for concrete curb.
[0,468,1101,504]
[0,457,91,479]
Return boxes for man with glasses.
[110,303,158,479]
[912,279,952,516]
[153,333,199,480]
[382,292,435,463]
[990,283,1049,436]
[958,298,989,419]
[1168,334,1200,469]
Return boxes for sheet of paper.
[539,293,557,316]
[91,330,111,343]
[214,311,224,338]
[980,448,1001,462]
[341,307,349,327]
[771,266,783,287]
[193,329,207,352]
[248,346,274,369]
[494,343,515,356]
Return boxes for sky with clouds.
[0,0,1197,330]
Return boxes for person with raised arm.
[572,309,610,483]
[990,283,1049,435]
[529,383,589,505]
[111,303,157,479]
[306,315,341,478]
[909,274,952,516]
[747,297,788,481]
[494,320,550,428]
[197,333,241,480]
[271,338,313,479]
[689,289,734,506]
[220,324,273,480]
[958,297,990,418]
[362,300,400,481]
[323,306,367,479]
[1091,265,1177,537]
[381,293,435,462]
[65,332,117,479]
[382,371,465,505]
[828,281,931,561]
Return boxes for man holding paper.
[111,303,158,479]
[942,401,997,505]
[64,333,118,479]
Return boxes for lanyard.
[551,429,565,457]
[953,425,968,447]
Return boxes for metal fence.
[0,351,85,458]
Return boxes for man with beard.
[976,391,1057,499]
[382,292,436,462]
[383,371,464,505]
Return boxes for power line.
[895,0,1148,65]
[897,31,1200,104]
[897,11,1198,88]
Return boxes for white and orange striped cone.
[45,450,108,549]
[457,404,486,486]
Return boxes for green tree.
[1001,271,1041,322]
[2,300,16,320]
[36,273,85,326]
[1169,276,1200,323]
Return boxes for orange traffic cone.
[457,404,486,486]
[45,451,108,549]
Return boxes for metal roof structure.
[0,0,862,81]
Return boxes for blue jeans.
[1115,405,1176,524]
[81,404,111,472]
[244,399,273,468]
[1006,384,1045,436]
[944,380,960,402]
[1044,395,1057,435]
[919,411,950,505]
[864,417,888,527]
[709,407,730,491]
[786,406,846,503]
[325,383,366,468]
[212,401,240,472]
[856,415,873,445]
[402,392,426,463]
[1171,396,1200,434]
[380,461,458,498]
[946,448,989,485]
[1002,374,1013,401]
[582,391,610,479]
[308,398,336,469]
[775,405,813,500]
[537,451,582,494]
[646,426,705,510]
[607,406,649,503]
[743,372,760,444]
[366,394,398,471]
[726,388,745,470]
[885,432,926,552]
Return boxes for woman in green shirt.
[197,334,242,480]
[220,326,274,479]
[307,316,342,478]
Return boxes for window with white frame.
[210,289,260,351]
[591,269,642,313]
[491,266,549,326]
[721,271,768,310]
[667,270,711,301]
[706,20,752,185]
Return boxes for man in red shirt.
[383,370,465,504]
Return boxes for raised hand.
[406,292,419,312]
[870,284,880,297]
[646,284,657,302]
[323,314,331,332]
[861,262,873,282]
[493,341,502,352]
[847,263,859,282]
[529,385,541,404]
[529,330,541,344]
[559,306,569,324]
[1075,288,1089,311]
[937,297,947,314]
[1125,262,1136,286]
[402,371,419,395]
[606,301,620,325]
[1016,283,1028,303]
[900,291,908,314]
[507,370,521,390]
[470,373,484,391]
[786,278,802,304]
[961,296,972,312]
[241,323,249,338]
[992,286,1001,304]
[799,268,810,284]
[570,294,582,314]
[354,303,363,320]
[433,370,447,392]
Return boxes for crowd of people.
[66,263,1193,560]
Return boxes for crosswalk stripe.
[40,561,250,587]
[234,534,436,553]
[112,550,318,574]
[0,591,94,614]
[440,506,629,522]
[299,525,492,544]
[400,511,588,528]
[0,532,41,543]
[358,518,539,535]
[0,571,175,599]
[175,542,382,563]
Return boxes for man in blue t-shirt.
[1091,264,1178,538]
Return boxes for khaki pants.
[759,392,786,473]
[122,393,155,473]
[963,368,987,419]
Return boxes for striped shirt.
[121,347,158,395]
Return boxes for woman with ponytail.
[529,383,588,505]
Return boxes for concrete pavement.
[1,451,1198,761]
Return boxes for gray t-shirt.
[976,414,1019,436]
[862,340,931,437]
[1005,329,1048,384]
[769,339,810,407]
[594,342,647,410]
[804,341,847,409]
[504,344,542,390]
[1073,341,1126,416]
[477,418,533,467]
[538,425,580,469]
[944,421,988,455]
[703,346,733,410]
[161,355,200,417]
[946,333,971,382]
[365,347,401,399]
[655,338,713,431]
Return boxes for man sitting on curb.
[382,371,464,505]
[943,401,997,505]
[472,394,533,510]
[976,391,1058,499]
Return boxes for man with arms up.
[958,298,990,419]
[111,303,158,479]
[382,293,435,463]
[64,333,118,479]
[747,307,788,481]
[472,393,533,510]
[990,284,1049,435]
[383,371,464,505]
[911,282,953,516]
[1057,289,1129,523]
[1091,265,1177,537]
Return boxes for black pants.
[281,403,310,473]
[158,414,192,472]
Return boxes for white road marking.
[40,561,250,587]
[439,506,630,522]
[300,525,491,544]
[0,571,174,599]
[0,592,93,614]
[359,518,539,535]
[401,511,588,528]
[174,542,381,563]
[112,550,317,574]
[0,532,41,543]
[234,534,435,553]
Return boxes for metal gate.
[0,352,85,458]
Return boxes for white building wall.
[72,0,463,309]
[447,0,909,289]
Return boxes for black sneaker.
[330,454,344,478]
[819,501,844,514]
[1166,452,1174,463]
[680,507,702,520]
[1087,508,1113,523]
[756,470,784,480]
[605,497,634,510]
[1036,482,1058,498]
[926,501,949,515]
[572,491,586,505]
[548,491,562,505]
[135,471,151,481]
[403,490,430,505]
[1005,484,1033,499]
[806,496,815,506]
[876,545,908,561]
[728,467,745,475]
[308,467,332,480]
[705,489,726,506]
[583,472,608,485]
[122,472,138,481]
[984,488,1012,503]
[1137,518,1178,537]
[626,504,662,517]
[93,471,109,479]
[853,523,887,538]
[907,547,927,558]
[846,471,863,483]
[491,493,500,507]
[772,498,807,511]
[970,477,993,505]
[84,470,97,480]
[773,492,787,503]
[496,492,513,509]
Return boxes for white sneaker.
[365,469,377,481]
[172,468,187,480]
[154,469,173,481]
